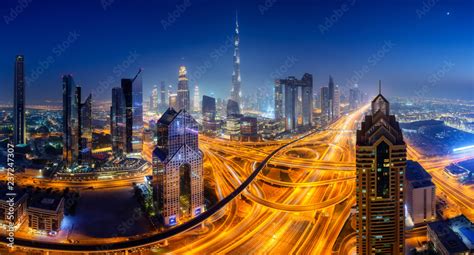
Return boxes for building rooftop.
[28,192,64,212]
[428,220,469,253]
[406,160,432,182]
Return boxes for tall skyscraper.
[152,108,204,227]
[230,13,242,106]
[121,69,143,155]
[356,83,406,254]
[169,93,178,110]
[80,93,92,161]
[274,74,313,131]
[151,84,159,114]
[159,81,167,113]
[320,86,330,120]
[13,55,26,145]
[193,84,200,113]
[349,84,362,110]
[226,99,241,117]
[326,75,341,121]
[202,95,216,121]
[274,79,284,121]
[62,75,80,166]
[333,85,340,119]
[177,66,190,112]
[111,87,126,155]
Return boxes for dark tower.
[13,55,26,145]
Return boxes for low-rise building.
[427,215,474,255]
[0,187,28,229]
[27,193,64,233]
[406,160,436,225]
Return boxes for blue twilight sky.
[0,0,473,104]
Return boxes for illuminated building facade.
[151,84,159,114]
[13,55,26,145]
[111,87,126,155]
[177,66,190,112]
[274,73,313,131]
[230,14,242,106]
[406,160,436,225]
[80,93,93,161]
[62,75,80,166]
[240,116,260,142]
[226,99,240,116]
[159,81,167,113]
[0,188,28,228]
[193,84,200,113]
[121,69,144,155]
[320,86,330,122]
[27,194,65,233]
[152,108,204,227]
[356,84,406,254]
[169,93,178,110]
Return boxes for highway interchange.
[2,105,474,254]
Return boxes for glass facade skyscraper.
[152,108,204,227]
[274,73,313,131]
[121,69,143,155]
[62,75,80,166]
[177,66,190,112]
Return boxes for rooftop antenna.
[378,80,382,95]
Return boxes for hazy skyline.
[0,0,473,105]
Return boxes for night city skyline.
[0,0,473,105]
[1,1,474,255]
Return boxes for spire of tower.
[379,80,382,95]
[236,10,239,28]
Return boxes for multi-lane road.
[2,104,474,254]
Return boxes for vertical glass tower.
[274,73,313,131]
[356,84,406,254]
[62,75,80,166]
[153,108,204,227]
[111,87,126,155]
[13,55,26,145]
[177,66,190,112]
[121,69,143,155]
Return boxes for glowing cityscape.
[1,1,474,255]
